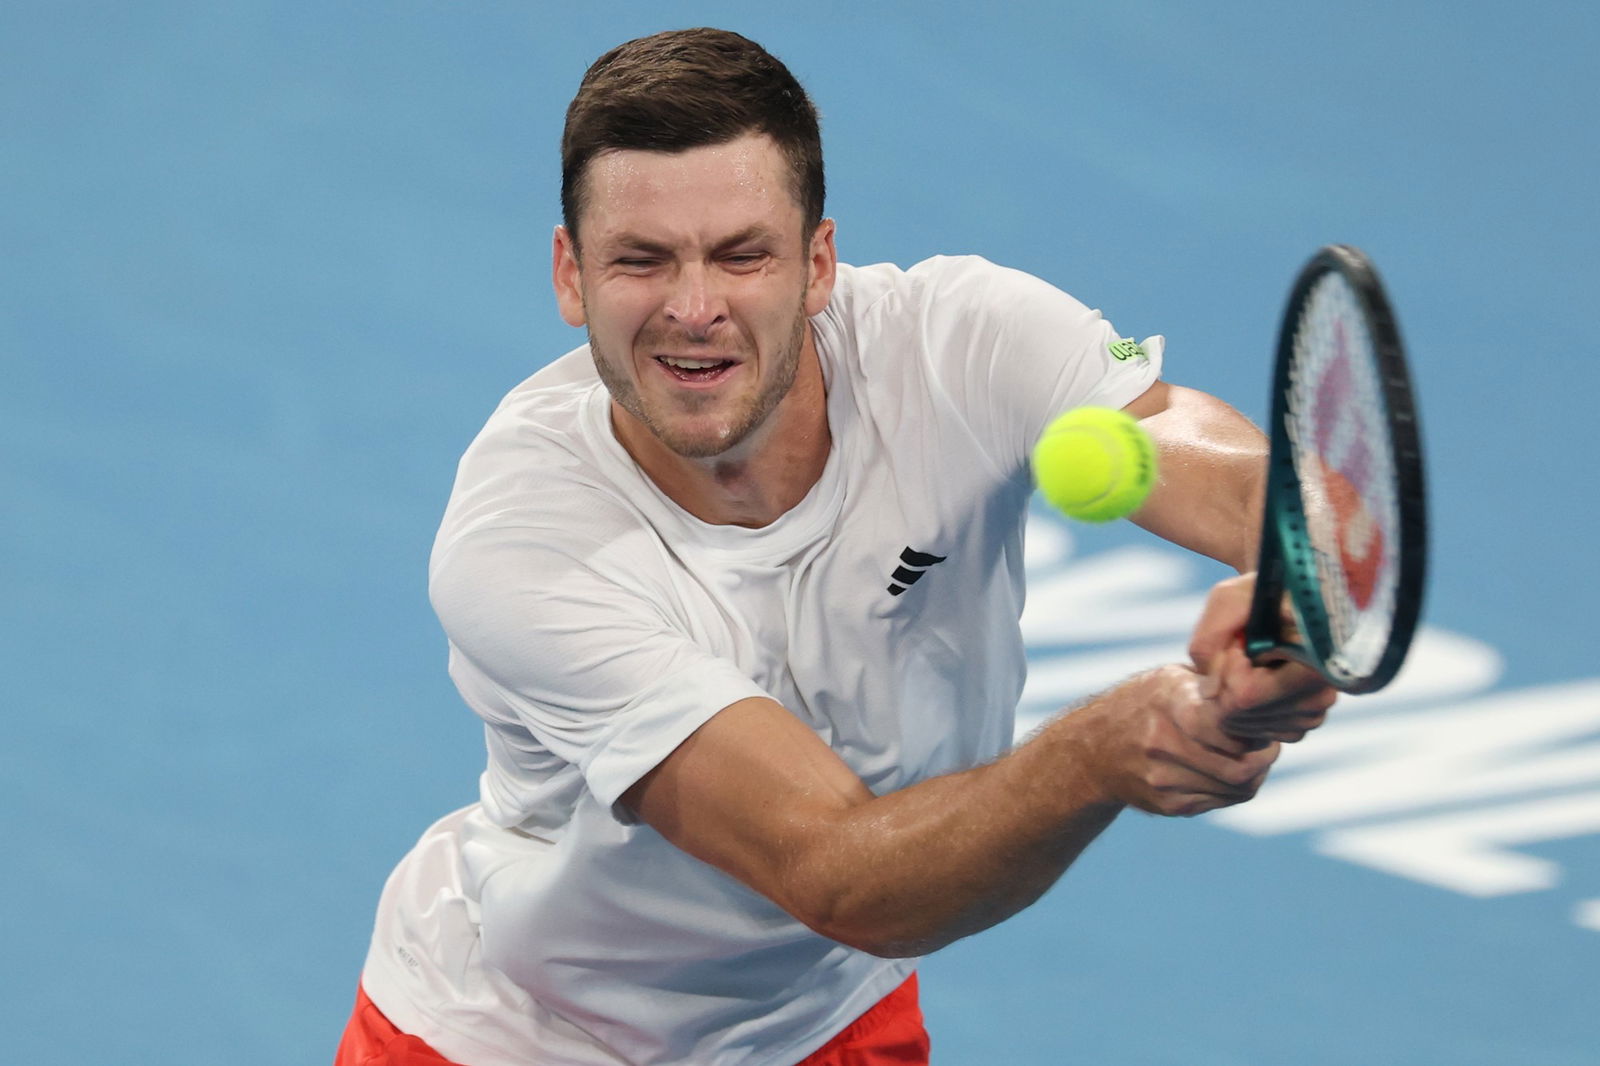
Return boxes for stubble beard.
[589,299,809,460]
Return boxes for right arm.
[625,575,1335,958]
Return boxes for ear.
[552,225,586,327]
[803,218,838,318]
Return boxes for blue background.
[4,2,1597,1063]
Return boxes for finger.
[1168,734,1280,785]
[1212,648,1338,715]
[1224,683,1338,736]
[1200,652,1335,746]
[1226,689,1337,725]
[1224,701,1335,744]
[1142,751,1279,816]
[1145,709,1282,790]
[1187,573,1257,675]
[1220,712,1327,744]
[1163,662,1243,751]
[1224,681,1338,725]
[1132,668,1283,815]
[1210,657,1331,709]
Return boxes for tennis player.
[337,27,1336,1066]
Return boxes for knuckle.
[1230,679,1264,711]
[1218,763,1260,789]
[1243,747,1281,776]
[1140,718,1173,759]
[1232,677,1276,713]
[1158,792,1209,818]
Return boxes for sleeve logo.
[1108,339,1149,362]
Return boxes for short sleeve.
[905,255,1164,474]
[429,524,770,811]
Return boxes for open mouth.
[655,355,737,384]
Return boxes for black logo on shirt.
[887,547,947,596]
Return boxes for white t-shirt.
[361,256,1163,1065]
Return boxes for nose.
[663,261,727,339]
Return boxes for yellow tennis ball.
[1031,407,1158,522]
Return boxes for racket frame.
[1244,244,1427,694]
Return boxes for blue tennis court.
[5,3,1597,1062]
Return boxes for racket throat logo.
[1326,468,1386,610]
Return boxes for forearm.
[631,637,1291,959]
[778,677,1178,957]
[1126,384,1266,572]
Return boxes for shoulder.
[517,343,601,391]
[827,254,1025,305]
[822,255,1108,359]
[906,255,1099,322]
[431,345,651,582]
[822,256,1094,334]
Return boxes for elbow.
[785,886,953,959]
[808,917,940,959]
[766,823,965,958]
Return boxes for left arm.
[1121,381,1266,573]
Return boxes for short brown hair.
[560,28,825,247]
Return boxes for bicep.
[1121,382,1267,571]
[623,696,874,925]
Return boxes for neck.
[614,336,831,529]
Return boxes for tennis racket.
[1244,245,1427,694]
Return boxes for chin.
[652,412,759,459]
[660,430,742,460]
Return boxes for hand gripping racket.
[1244,245,1427,694]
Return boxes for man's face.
[552,133,836,460]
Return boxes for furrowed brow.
[606,234,675,257]
[602,226,781,259]
[712,226,780,253]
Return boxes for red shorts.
[334,974,929,1066]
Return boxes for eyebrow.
[606,234,674,257]
[710,226,780,252]
[604,225,782,257]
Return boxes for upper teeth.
[661,357,723,370]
